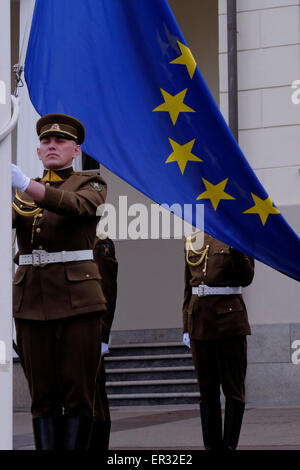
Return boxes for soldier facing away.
[11,113,115,450]
[182,231,254,451]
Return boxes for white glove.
[101,342,110,356]
[183,332,190,349]
[11,163,30,193]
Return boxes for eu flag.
[25,0,300,281]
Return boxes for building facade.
[11,0,300,406]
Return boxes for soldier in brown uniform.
[93,236,118,349]
[183,231,254,451]
[11,113,112,450]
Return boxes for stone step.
[106,378,198,395]
[109,342,188,356]
[106,366,196,381]
[110,342,183,348]
[107,378,198,386]
[108,392,200,406]
[105,353,193,369]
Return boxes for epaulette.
[71,171,101,177]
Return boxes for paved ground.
[13,405,300,451]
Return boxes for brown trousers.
[190,336,247,403]
[15,312,110,421]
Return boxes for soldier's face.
[37,136,81,169]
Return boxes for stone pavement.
[13,405,300,450]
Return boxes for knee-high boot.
[62,415,110,451]
[223,398,245,450]
[86,419,111,451]
[32,417,56,450]
[32,415,64,450]
[200,397,223,451]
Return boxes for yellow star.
[170,41,197,79]
[165,138,202,174]
[153,88,195,125]
[243,193,280,226]
[196,178,235,210]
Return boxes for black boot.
[53,414,64,450]
[32,415,64,450]
[32,417,56,450]
[200,398,223,451]
[223,398,245,450]
[86,419,111,451]
[62,415,91,450]
[62,416,110,450]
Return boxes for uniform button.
[36,228,41,233]
[38,245,43,250]
[229,307,232,311]
[20,204,23,208]
[38,213,43,218]
[85,273,90,278]
[200,281,204,285]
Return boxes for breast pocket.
[65,262,107,309]
[212,245,231,265]
[13,268,27,312]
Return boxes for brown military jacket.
[93,237,118,343]
[183,232,254,340]
[12,167,107,321]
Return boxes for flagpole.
[227,0,239,143]
[0,0,13,450]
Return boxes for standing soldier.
[11,113,111,451]
[182,231,254,451]
[93,236,118,353]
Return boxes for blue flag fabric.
[25,0,300,281]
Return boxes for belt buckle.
[198,285,205,297]
[32,249,48,266]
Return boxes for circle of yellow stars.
[151,39,280,226]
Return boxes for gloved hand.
[11,163,30,193]
[183,332,190,349]
[101,342,110,356]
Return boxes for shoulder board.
[71,171,100,177]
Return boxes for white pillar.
[0,0,13,451]
[18,0,41,176]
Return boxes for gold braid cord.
[185,235,210,274]
[12,191,42,217]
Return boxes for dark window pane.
[82,151,100,171]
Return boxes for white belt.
[19,249,94,266]
[192,285,242,296]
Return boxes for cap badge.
[50,124,60,130]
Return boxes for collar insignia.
[42,170,64,182]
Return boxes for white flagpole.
[0,0,13,450]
